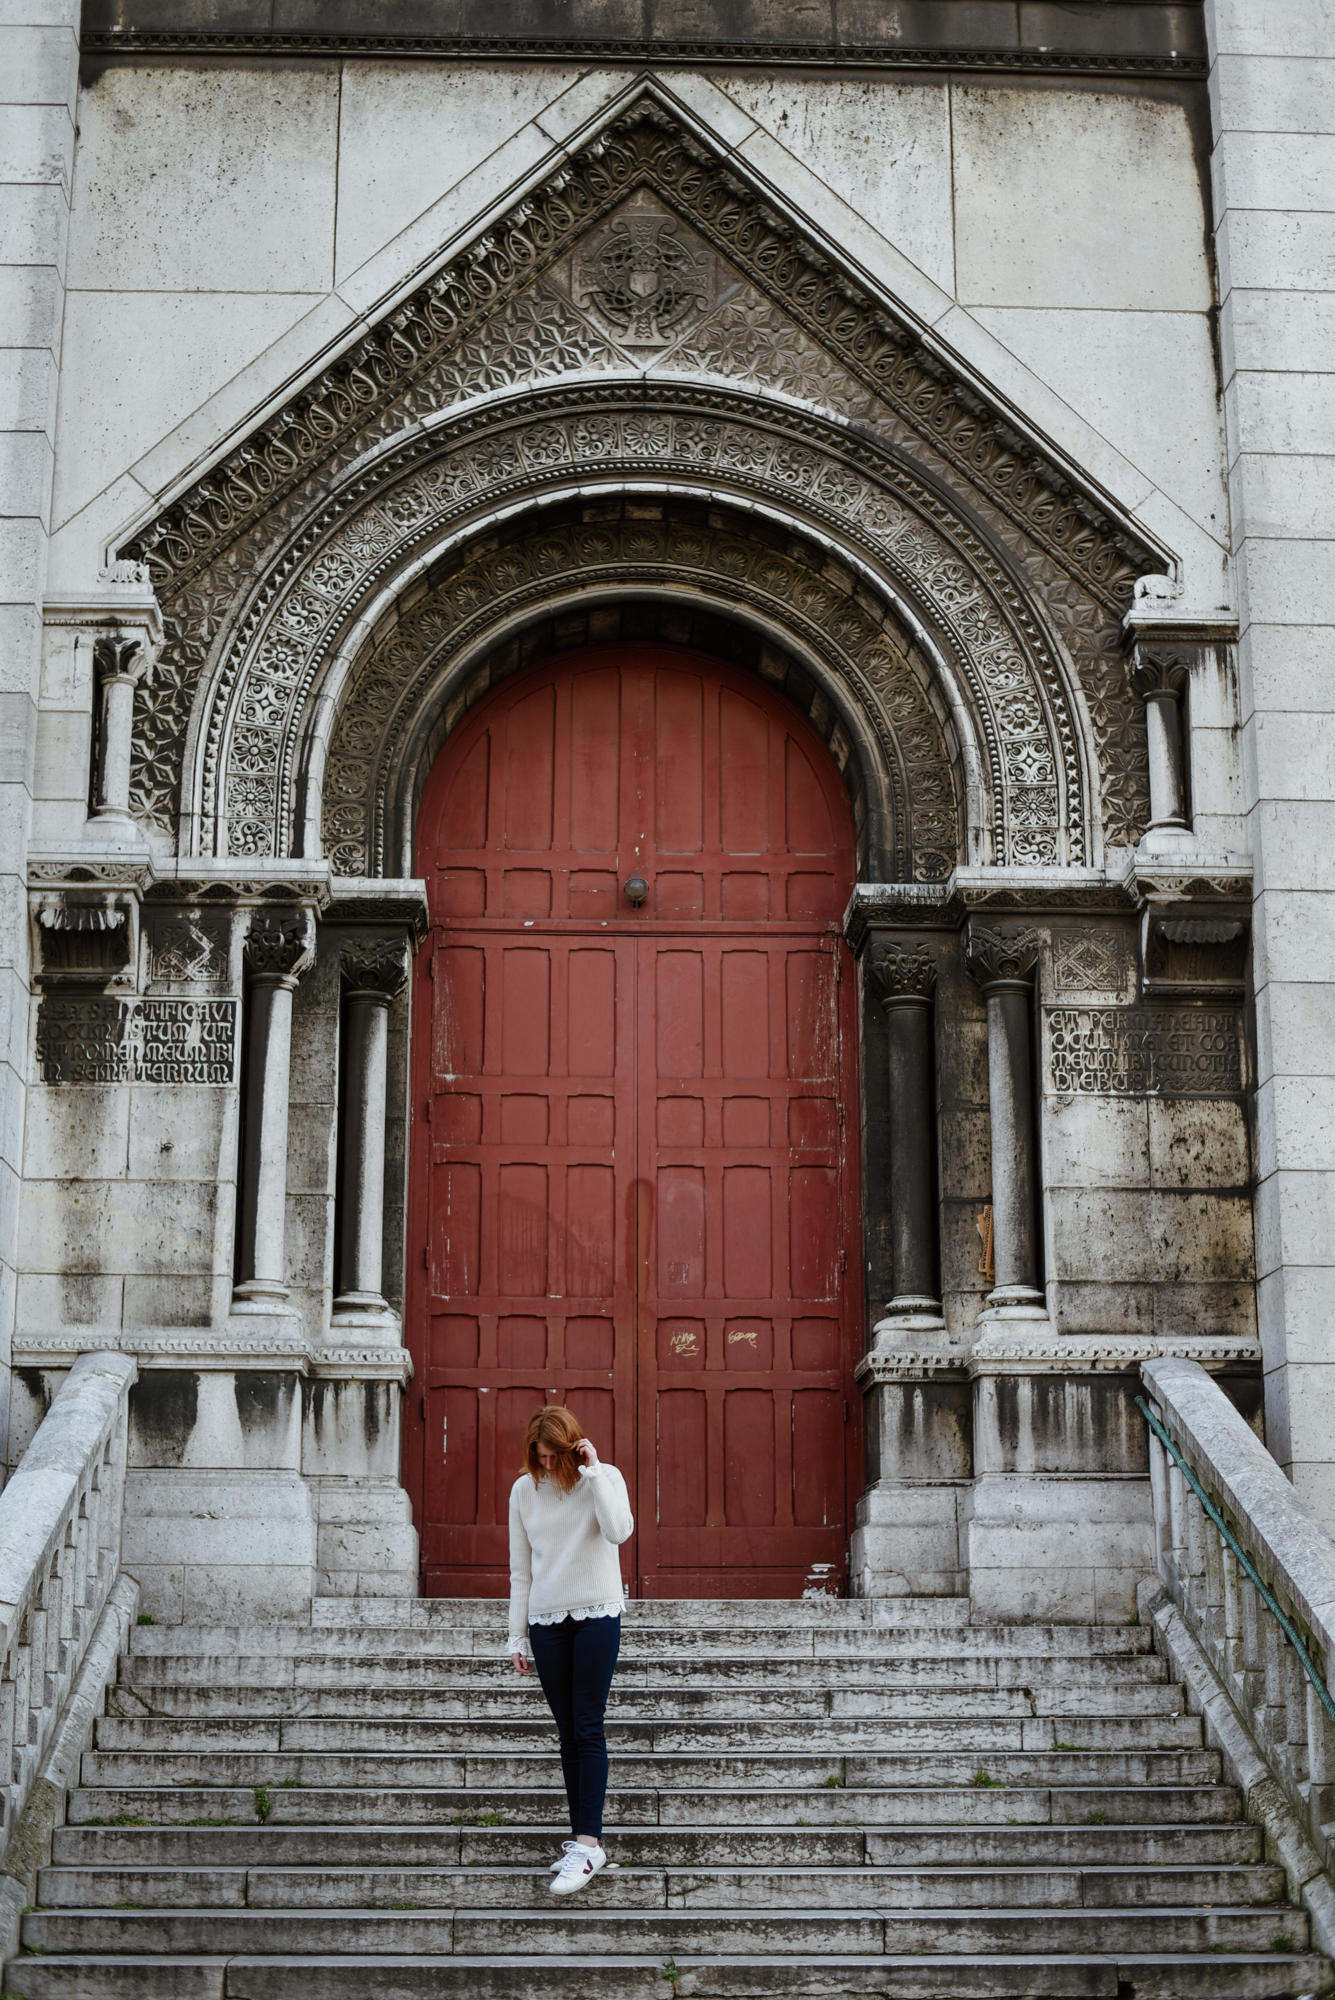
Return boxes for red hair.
[520,1405,585,1492]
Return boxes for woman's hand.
[575,1438,600,1471]
[511,1650,531,1675]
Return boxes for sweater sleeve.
[579,1462,634,1546]
[507,1479,532,1656]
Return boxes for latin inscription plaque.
[36,997,239,1085]
[1046,1005,1242,1096]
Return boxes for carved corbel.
[31,892,137,988]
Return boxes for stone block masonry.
[1208,0,1335,1521]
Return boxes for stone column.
[1130,645,1192,845]
[333,936,409,1329]
[233,909,316,1316]
[91,635,150,823]
[965,923,1045,1315]
[870,943,941,1323]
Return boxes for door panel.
[634,931,858,1593]
[407,645,861,1598]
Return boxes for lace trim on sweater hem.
[506,1599,624,1654]
[528,1598,625,1625]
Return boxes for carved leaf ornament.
[119,91,1161,872]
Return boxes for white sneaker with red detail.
[548,1840,607,1895]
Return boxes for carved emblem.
[1048,927,1134,1000]
[147,910,229,987]
[577,216,710,347]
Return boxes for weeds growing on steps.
[968,1768,1003,1788]
[135,1612,156,1626]
[253,1786,273,1823]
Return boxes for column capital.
[93,632,153,687]
[1128,642,1193,703]
[244,907,316,985]
[870,942,937,1005]
[341,933,410,1002]
[965,921,1042,991]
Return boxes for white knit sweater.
[507,1463,634,1656]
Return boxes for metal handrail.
[1136,1392,1335,1729]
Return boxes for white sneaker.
[548,1840,579,1871]
[548,1841,607,1896]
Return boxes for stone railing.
[0,1351,137,1951]
[1139,1356,1335,1951]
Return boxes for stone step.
[9,1954,1334,2000]
[312,1596,976,1628]
[18,1903,1312,1957]
[120,1646,1172,1687]
[127,1627,1156,1663]
[80,1747,1223,1789]
[51,1819,1266,1871]
[65,1783,1244,1827]
[106,1679,1192,1727]
[93,1711,1179,1754]
[119,1638,1160,1682]
[37,1859,1290,1912]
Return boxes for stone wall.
[1207,0,1335,1524]
[0,0,82,1464]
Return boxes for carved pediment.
[119,86,1164,866]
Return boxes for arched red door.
[406,645,862,1597]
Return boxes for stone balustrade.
[0,1351,138,1952]
[1140,1356,1335,1949]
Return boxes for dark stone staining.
[15,1368,53,1422]
[233,1373,296,1439]
[363,1380,383,1444]
[989,1373,1151,1477]
[130,1372,199,1467]
[307,1378,330,1439]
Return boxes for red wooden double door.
[407,645,862,1598]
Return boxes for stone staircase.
[7,1596,1332,1999]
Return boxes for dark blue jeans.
[527,1613,621,1839]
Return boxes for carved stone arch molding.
[315,489,967,882]
[121,87,1168,868]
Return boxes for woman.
[507,1405,634,1897]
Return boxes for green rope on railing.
[1135,1393,1335,1731]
